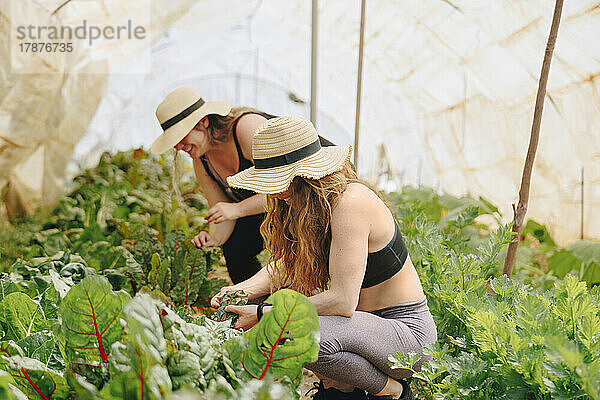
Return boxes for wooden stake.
[503,0,564,277]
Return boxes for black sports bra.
[345,180,409,288]
[362,221,408,288]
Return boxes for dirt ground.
[299,369,319,399]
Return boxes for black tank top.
[345,180,409,288]
[201,111,336,203]
[200,111,275,203]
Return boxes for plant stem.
[503,0,564,278]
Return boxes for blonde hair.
[260,162,357,296]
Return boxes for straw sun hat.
[151,87,231,155]
[227,116,352,194]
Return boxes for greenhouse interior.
[0,0,599,399]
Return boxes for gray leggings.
[304,297,437,394]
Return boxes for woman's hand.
[225,304,259,331]
[191,231,219,248]
[210,285,236,308]
[205,202,241,224]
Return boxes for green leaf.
[133,239,162,276]
[3,355,69,400]
[65,370,99,400]
[148,253,171,293]
[0,369,27,400]
[548,250,582,279]
[59,275,129,380]
[0,293,54,342]
[212,290,248,327]
[105,294,171,399]
[171,244,209,306]
[567,240,600,265]
[0,275,21,302]
[577,314,600,353]
[229,289,319,382]
[160,303,228,384]
[166,350,205,390]
[522,220,556,247]
[581,262,600,286]
[101,247,145,292]
[162,231,188,261]
[16,333,64,371]
[47,270,72,300]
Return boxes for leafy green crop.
[102,294,172,399]
[0,263,318,399]
[59,275,130,387]
[386,199,600,400]
[212,290,249,326]
[226,289,319,383]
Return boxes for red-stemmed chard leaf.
[102,294,171,399]
[59,275,129,385]
[3,356,69,399]
[226,289,319,383]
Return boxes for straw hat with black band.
[151,87,231,155]
[227,116,352,194]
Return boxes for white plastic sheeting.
[3,0,600,245]
[0,0,199,214]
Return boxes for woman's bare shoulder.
[235,113,269,160]
[333,183,379,216]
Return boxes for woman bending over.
[212,116,436,400]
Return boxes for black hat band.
[254,139,321,169]
[160,97,205,131]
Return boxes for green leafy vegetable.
[103,294,172,400]
[0,293,54,342]
[212,290,248,326]
[59,275,129,385]
[227,289,319,383]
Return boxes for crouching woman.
[211,116,437,400]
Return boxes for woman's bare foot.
[372,377,403,398]
[313,372,356,393]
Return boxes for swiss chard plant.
[0,270,318,399]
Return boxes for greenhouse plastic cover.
[1,0,599,246]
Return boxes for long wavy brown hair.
[194,107,274,144]
[260,161,357,296]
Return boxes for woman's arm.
[308,191,370,317]
[205,193,267,224]
[236,194,267,217]
[192,158,235,245]
[211,261,276,307]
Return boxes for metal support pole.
[581,167,585,239]
[310,0,318,127]
[354,0,366,172]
